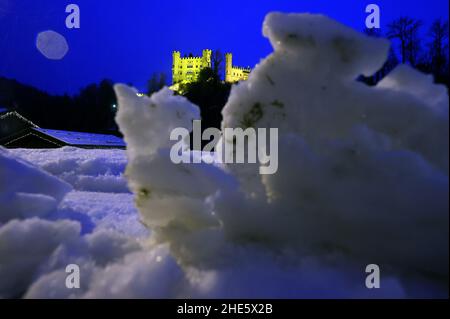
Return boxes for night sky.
[0,0,448,95]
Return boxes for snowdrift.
[9,147,129,193]
[115,12,449,297]
[0,148,72,223]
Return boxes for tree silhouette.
[147,72,167,95]
[0,77,118,134]
[428,19,449,79]
[211,49,224,80]
[361,17,448,88]
[387,17,423,66]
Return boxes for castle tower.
[224,52,250,83]
[225,53,233,83]
[202,49,212,68]
[172,51,181,84]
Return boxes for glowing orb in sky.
[36,30,69,60]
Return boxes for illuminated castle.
[172,49,212,86]
[171,49,251,90]
[225,53,251,83]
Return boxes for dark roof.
[2,129,62,148]
[1,110,125,149]
[0,111,39,140]
[2,127,126,149]
[0,110,38,126]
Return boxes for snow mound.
[57,191,146,237]
[0,148,72,222]
[115,86,200,158]
[114,12,448,297]
[0,218,80,298]
[1,149,147,298]
[115,85,235,232]
[0,148,148,298]
[10,147,129,193]
[219,12,449,276]
[0,218,142,298]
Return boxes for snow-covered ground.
[8,148,147,238]
[0,147,150,298]
[1,12,448,298]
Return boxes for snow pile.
[115,86,236,233]
[7,147,146,237]
[0,148,147,298]
[218,13,449,275]
[114,13,448,297]
[10,147,129,193]
[0,148,72,222]
[0,148,73,297]
[0,217,143,298]
[0,218,80,297]
[57,191,146,237]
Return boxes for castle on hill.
[171,49,251,91]
[225,53,251,83]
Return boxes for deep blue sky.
[0,0,448,95]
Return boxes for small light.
[112,104,117,109]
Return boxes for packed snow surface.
[0,13,448,298]
[34,128,126,147]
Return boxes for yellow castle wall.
[225,53,250,83]
[171,50,251,89]
[172,49,211,85]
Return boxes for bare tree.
[428,19,449,75]
[211,50,224,80]
[147,72,167,95]
[387,17,422,66]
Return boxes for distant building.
[0,110,125,149]
[225,53,251,83]
[171,49,212,91]
[0,110,38,142]
[170,49,251,91]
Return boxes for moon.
[36,30,69,60]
